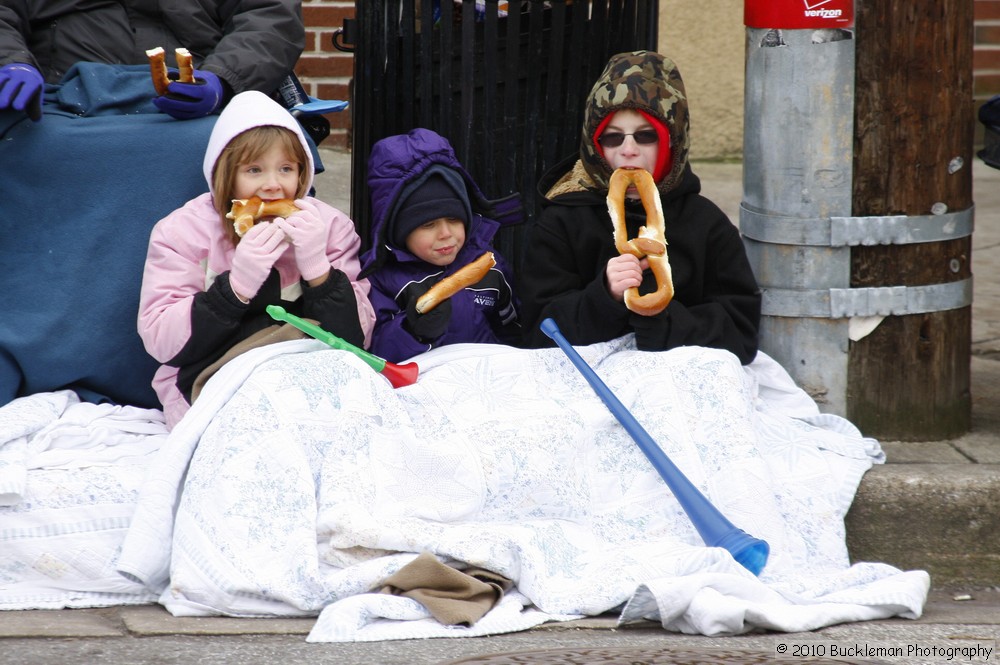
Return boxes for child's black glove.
[405,296,452,342]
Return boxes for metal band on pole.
[761,278,973,318]
[740,205,974,247]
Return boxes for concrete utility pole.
[741,0,973,440]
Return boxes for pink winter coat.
[137,91,374,429]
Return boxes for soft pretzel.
[227,197,300,237]
[146,47,170,96]
[145,46,196,96]
[607,167,673,317]
[176,48,194,85]
[415,251,496,314]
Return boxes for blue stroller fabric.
[0,64,215,407]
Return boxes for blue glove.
[152,68,223,120]
[0,63,43,122]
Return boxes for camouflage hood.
[566,50,690,196]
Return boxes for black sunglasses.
[597,129,659,148]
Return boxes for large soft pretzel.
[415,251,496,314]
[227,197,300,237]
[607,167,673,317]
[146,46,195,96]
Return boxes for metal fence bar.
[458,1,476,167]
[542,1,567,178]
[482,2,500,195]
[438,0,454,134]
[350,0,659,257]
[561,0,589,162]
[500,3,522,198]
[419,1,435,125]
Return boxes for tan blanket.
[379,552,512,627]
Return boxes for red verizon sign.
[745,0,854,29]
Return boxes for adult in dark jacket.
[360,128,521,363]
[0,1,307,411]
[0,0,304,120]
[519,50,761,364]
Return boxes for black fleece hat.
[389,172,471,249]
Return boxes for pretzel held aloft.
[415,251,496,314]
[227,196,300,237]
[176,48,194,85]
[145,46,196,96]
[607,167,673,317]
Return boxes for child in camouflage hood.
[519,51,761,364]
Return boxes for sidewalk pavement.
[2,151,999,664]
[3,588,1000,665]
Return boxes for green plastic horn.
[266,305,419,388]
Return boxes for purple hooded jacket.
[360,128,522,363]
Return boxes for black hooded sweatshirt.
[518,51,760,364]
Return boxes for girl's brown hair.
[211,126,311,245]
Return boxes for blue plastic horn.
[540,318,770,576]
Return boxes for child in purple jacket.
[359,128,522,363]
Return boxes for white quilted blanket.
[0,391,165,609]
[113,337,928,641]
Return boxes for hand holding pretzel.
[227,196,301,237]
[606,167,673,316]
[146,47,194,95]
[605,254,645,302]
[415,252,496,313]
[146,46,223,119]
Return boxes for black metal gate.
[339,0,659,264]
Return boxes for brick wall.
[976,0,1000,147]
[297,1,355,149]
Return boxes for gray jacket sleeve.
[0,1,304,94]
[0,1,34,69]
[160,0,305,95]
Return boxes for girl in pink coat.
[138,91,375,429]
